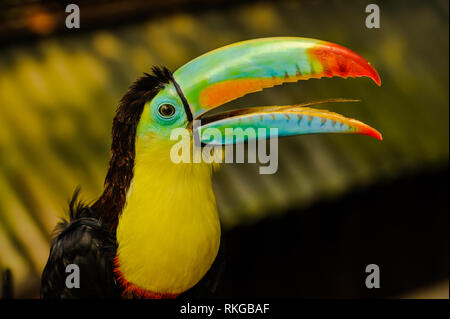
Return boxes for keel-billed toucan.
[41,37,381,298]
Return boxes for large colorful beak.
[173,37,382,143]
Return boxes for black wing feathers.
[41,192,119,298]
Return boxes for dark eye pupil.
[159,104,175,117]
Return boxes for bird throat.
[115,136,221,298]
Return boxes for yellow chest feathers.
[116,137,221,295]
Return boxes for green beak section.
[173,37,381,118]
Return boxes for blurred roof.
[0,0,258,43]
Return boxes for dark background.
[224,167,448,298]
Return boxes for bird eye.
[158,103,176,118]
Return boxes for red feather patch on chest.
[113,256,180,299]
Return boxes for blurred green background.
[0,0,448,298]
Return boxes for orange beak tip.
[373,73,382,87]
[376,133,383,141]
[367,65,381,86]
[366,128,383,141]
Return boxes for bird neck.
[115,136,221,297]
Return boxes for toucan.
[41,37,382,298]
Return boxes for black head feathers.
[92,66,172,229]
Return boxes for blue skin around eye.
[136,83,188,138]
